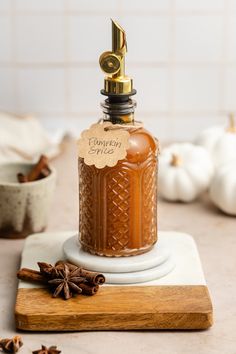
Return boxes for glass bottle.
[78,20,158,257]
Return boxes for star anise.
[0,335,23,353]
[37,262,60,279]
[32,345,61,354]
[48,264,85,300]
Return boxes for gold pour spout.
[112,20,127,56]
[99,19,133,96]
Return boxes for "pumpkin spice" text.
[88,137,122,155]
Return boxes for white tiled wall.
[0,0,236,141]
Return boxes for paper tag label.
[78,122,130,169]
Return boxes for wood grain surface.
[15,285,213,331]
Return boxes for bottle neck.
[103,112,134,124]
[101,98,136,124]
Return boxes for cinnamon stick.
[55,260,77,271]
[79,283,99,295]
[17,155,51,183]
[17,268,46,284]
[17,173,28,183]
[27,155,49,182]
[79,269,105,285]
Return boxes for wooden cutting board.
[15,285,212,331]
[15,231,213,331]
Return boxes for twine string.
[97,118,143,132]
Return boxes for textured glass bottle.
[79,99,158,256]
[78,20,158,257]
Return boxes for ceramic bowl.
[0,162,56,238]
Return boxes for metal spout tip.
[111,19,127,54]
[111,18,125,32]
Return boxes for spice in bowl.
[0,155,56,239]
[17,155,51,183]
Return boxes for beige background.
[0,142,236,354]
[0,0,236,141]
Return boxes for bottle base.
[80,241,157,257]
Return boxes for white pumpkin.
[159,143,214,202]
[196,114,236,168]
[210,163,236,215]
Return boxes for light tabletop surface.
[0,140,235,354]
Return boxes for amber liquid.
[79,126,158,257]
